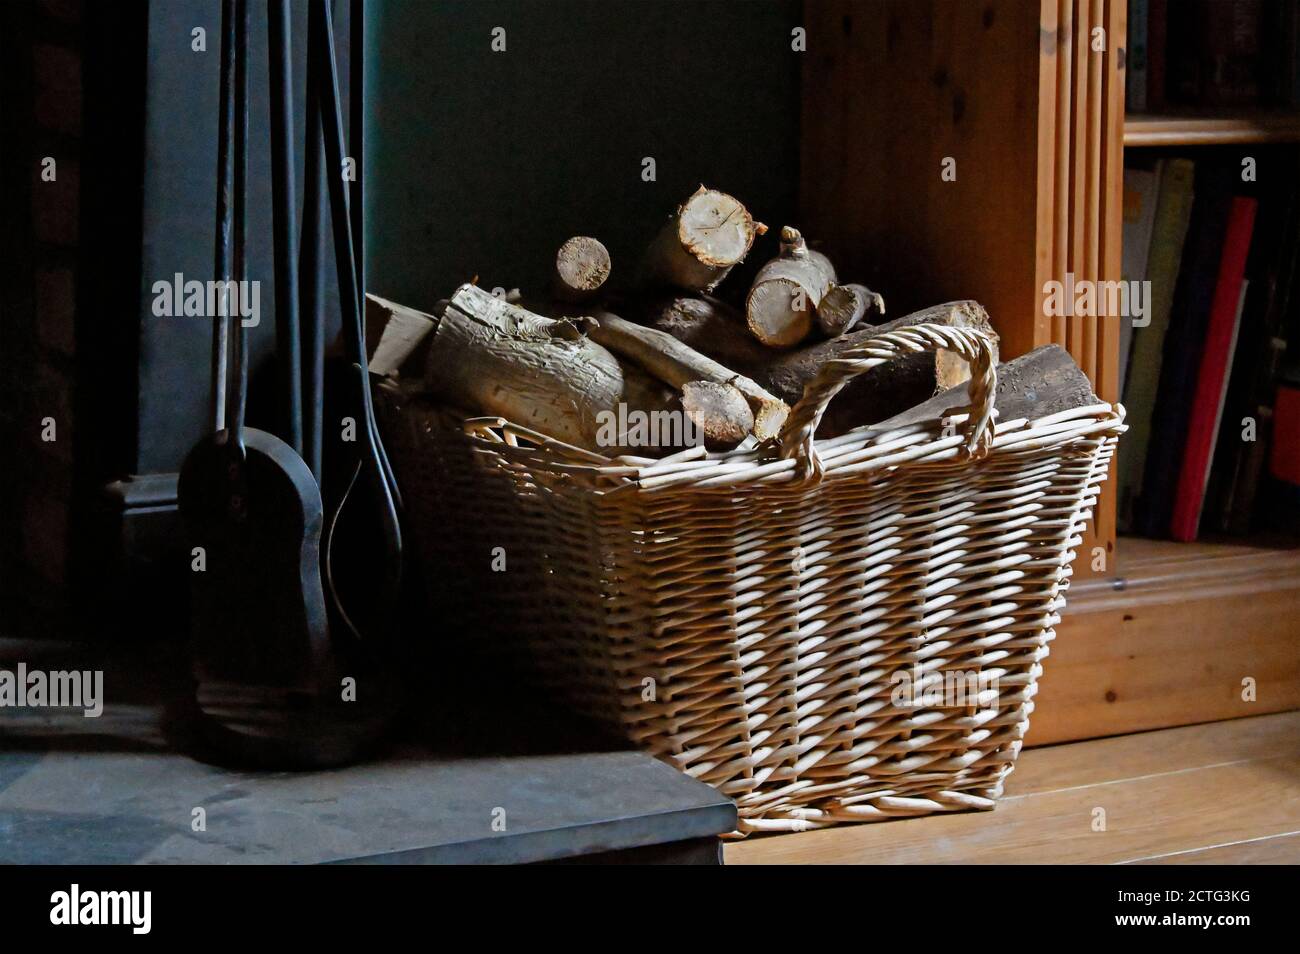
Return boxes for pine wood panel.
[1049,0,1071,348]
[1052,0,1125,571]
[726,713,1300,864]
[801,1,1120,566]
[1030,539,1300,745]
[800,0,1047,359]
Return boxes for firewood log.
[546,295,764,448]
[629,293,771,373]
[638,185,765,293]
[745,227,836,347]
[752,301,1000,438]
[365,293,439,378]
[681,381,753,450]
[425,284,678,454]
[553,236,611,302]
[868,343,1099,433]
[586,311,789,442]
[817,283,885,337]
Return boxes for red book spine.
[1271,385,1300,485]
[1171,196,1258,541]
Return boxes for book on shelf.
[1270,375,1300,487]
[1210,182,1300,534]
[1135,168,1234,538]
[1264,352,1300,533]
[1165,0,1263,107]
[1170,196,1258,541]
[1117,158,1196,532]
[1119,154,1300,540]
[1137,0,1300,109]
[1119,163,1161,398]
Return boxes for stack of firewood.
[368,184,1095,457]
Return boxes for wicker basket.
[377,324,1124,835]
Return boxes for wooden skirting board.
[1029,537,1300,746]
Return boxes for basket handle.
[779,323,998,481]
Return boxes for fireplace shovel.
[177,0,394,768]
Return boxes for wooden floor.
[727,711,1300,864]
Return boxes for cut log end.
[745,224,836,349]
[746,278,815,348]
[554,236,611,301]
[750,398,789,443]
[934,301,995,388]
[587,311,790,444]
[640,186,762,292]
[681,381,753,450]
[678,187,760,267]
[817,283,884,337]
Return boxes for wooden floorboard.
[726,711,1300,865]
[1126,832,1300,865]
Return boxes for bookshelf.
[1063,4,1300,740]
[1125,109,1300,147]
[803,0,1300,747]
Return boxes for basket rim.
[450,401,1126,494]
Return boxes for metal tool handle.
[269,0,303,454]
[310,0,402,629]
[226,0,249,457]
[210,0,236,435]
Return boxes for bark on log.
[630,293,772,372]
[817,283,885,337]
[425,284,675,454]
[745,227,836,347]
[553,236,611,302]
[868,343,1099,433]
[586,311,789,441]
[752,300,1000,438]
[638,185,765,293]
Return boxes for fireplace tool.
[178,0,400,768]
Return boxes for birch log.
[553,236,611,302]
[425,284,674,453]
[745,227,836,347]
[752,300,1000,438]
[587,312,789,441]
[817,283,885,337]
[638,185,765,292]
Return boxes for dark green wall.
[365,0,803,308]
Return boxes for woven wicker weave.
[378,324,1124,835]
